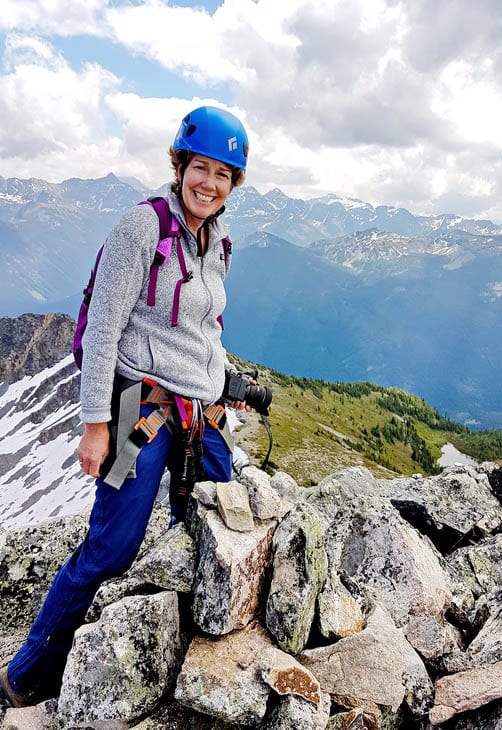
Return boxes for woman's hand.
[78,422,110,478]
[229,377,256,412]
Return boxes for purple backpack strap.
[138,198,181,307]
[221,235,232,267]
[171,241,192,326]
[72,245,104,369]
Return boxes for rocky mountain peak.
[0,312,76,383]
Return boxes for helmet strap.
[195,207,225,256]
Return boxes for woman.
[1,105,249,707]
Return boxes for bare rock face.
[58,592,182,727]
[190,507,276,635]
[0,312,76,383]
[175,622,321,727]
[430,661,502,725]
[266,501,328,654]
[300,605,433,719]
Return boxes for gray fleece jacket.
[80,191,232,423]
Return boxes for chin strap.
[195,206,225,256]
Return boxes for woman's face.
[178,154,233,233]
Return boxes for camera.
[222,371,272,415]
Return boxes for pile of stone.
[1,463,501,729]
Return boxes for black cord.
[260,414,273,471]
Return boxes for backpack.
[72,197,232,369]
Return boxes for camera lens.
[244,383,272,415]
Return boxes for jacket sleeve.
[80,205,158,423]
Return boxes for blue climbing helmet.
[173,106,249,172]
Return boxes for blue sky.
[1,0,502,222]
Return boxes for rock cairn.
[1,463,501,729]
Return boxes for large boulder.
[175,622,320,726]
[58,592,182,726]
[87,523,196,621]
[299,605,433,720]
[190,507,276,635]
[307,469,453,659]
[377,465,502,553]
[266,501,328,654]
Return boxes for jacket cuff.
[80,406,112,424]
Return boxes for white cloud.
[1,0,502,221]
[0,36,122,179]
[0,0,105,36]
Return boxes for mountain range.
[3,313,499,531]
[1,174,501,429]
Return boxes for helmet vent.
[186,123,196,137]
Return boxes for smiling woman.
[1,104,251,710]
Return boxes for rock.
[326,708,364,729]
[326,705,405,729]
[174,623,271,726]
[450,699,502,730]
[266,502,328,654]
[270,471,304,503]
[444,535,502,619]
[175,622,322,727]
[0,511,89,641]
[239,465,288,519]
[3,699,58,730]
[379,465,502,554]
[479,462,502,504]
[317,571,366,640]
[191,509,276,634]
[127,522,195,592]
[467,600,502,667]
[58,592,181,726]
[216,480,254,532]
[430,661,502,725]
[132,696,238,728]
[309,473,452,659]
[315,467,381,508]
[263,691,331,729]
[261,646,321,705]
[193,481,218,508]
[300,605,433,718]
[86,523,196,622]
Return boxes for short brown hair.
[169,146,245,193]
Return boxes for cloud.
[402,0,502,74]
[1,0,502,222]
[0,35,122,178]
[0,0,105,36]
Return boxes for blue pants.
[8,407,231,698]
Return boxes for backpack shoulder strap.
[138,197,182,307]
[145,196,179,239]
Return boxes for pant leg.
[202,418,232,482]
[8,405,173,698]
